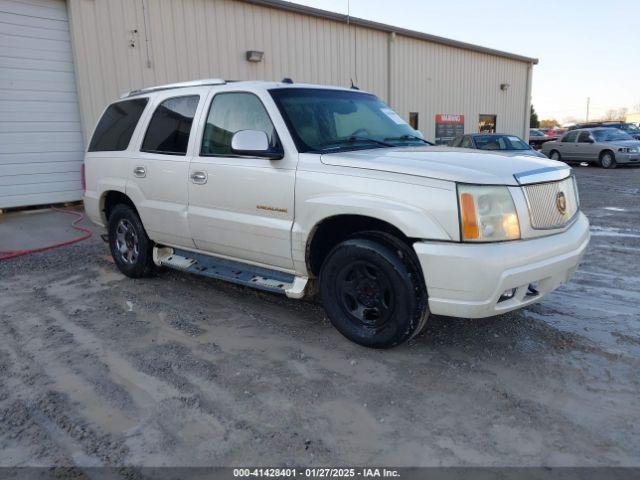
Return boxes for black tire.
[549,150,562,161]
[319,237,428,349]
[107,204,155,278]
[599,150,617,169]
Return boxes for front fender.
[303,193,453,240]
[292,187,459,273]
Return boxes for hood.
[605,139,640,148]
[320,146,568,186]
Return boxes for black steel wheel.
[319,237,427,348]
[335,259,395,331]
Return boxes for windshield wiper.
[384,134,434,145]
[318,136,395,150]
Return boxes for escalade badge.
[556,191,567,215]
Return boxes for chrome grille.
[523,176,579,229]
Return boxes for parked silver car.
[450,133,547,158]
[542,128,640,169]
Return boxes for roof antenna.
[347,0,358,90]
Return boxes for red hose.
[0,207,93,261]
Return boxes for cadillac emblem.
[556,191,567,215]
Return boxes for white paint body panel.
[415,214,590,318]
[0,0,83,208]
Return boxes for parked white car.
[84,79,590,348]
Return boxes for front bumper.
[413,213,590,318]
[617,152,640,164]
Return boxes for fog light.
[526,282,540,297]
[498,288,516,303]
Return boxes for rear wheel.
[319,237,428,349]
[599,151,616,169]
[108,204,155,278]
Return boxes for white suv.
[84,79,590,348]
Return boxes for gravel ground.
[0,165,638,468]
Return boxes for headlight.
[619,147,639,153]
[457,184,520,242]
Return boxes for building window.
[141,95,200,155]
[479,114,497,133]
[89,98,148,152]
[409,112,419,130]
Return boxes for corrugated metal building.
[0,0,537,209]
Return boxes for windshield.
[620,123,640,132]
[474,135,531,151]
[269,88,424,153]
[592,128,634,142]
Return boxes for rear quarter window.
[89,98,148,152]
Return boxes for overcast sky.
[287,0,640,122]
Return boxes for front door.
[575,130,597,161]
[187,91,296,270]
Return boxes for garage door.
[0,0,83,209]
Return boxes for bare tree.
[540,119,560,128]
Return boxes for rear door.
[187,89,297,270]
[126,89,205,247]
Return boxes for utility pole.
[586,97,590,122]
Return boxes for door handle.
[133,166,146,178]
[190,171,207,184]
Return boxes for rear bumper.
[83,191,105,227]
[413,213,590,318]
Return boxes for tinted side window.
[201,92,278,156]
[562,131,578,143]
[89,98,148,152]
[578,131,592,143]
[141,95,200,155]
[450,136,462,147]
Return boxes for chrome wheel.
[115,219,139,264]
[550,151,561,160]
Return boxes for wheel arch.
[305,214,415,277]
[101,190,139,224]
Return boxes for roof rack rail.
[121,78,226,98]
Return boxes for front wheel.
[319,238,427,349]
[599,151,617,169]
[549,150,561,161]
[108,204,155,278]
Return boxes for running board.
[153,247,307,298]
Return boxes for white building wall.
[391,35,531,141]
[67,0,532,143]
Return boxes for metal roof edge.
[241,0,539,65]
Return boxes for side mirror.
[587,138,594,143]
[231,130,283,159]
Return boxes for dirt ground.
[0,166,638,468]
